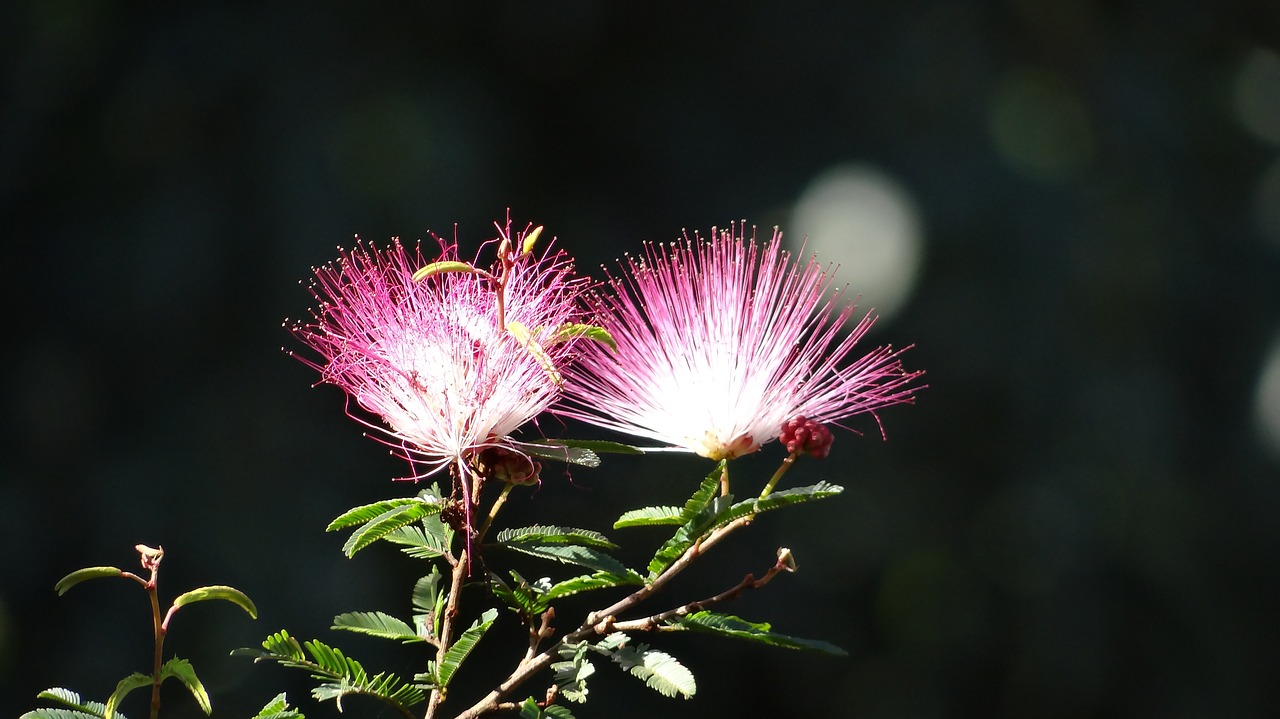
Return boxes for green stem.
[476,483,514,543]
[758,452,800,501]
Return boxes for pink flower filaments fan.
[559,222,923,462]
[291,220,586,562]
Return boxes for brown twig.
[425,547,470,719]
[451,514,757,719]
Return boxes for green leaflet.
[432,608,498,687]
[647,465,733,577]
[569,633,696,701]
[522,443,601,468]
[492,568,645,616]
[171,585,258,619]
[327,497,430,531]
[382,518,452,560]
[714,481,845,529]
[233,632,426,712]
[495,525,617,549]
[22,688,116,719]
[543,570,645,601]
[20,710,105,719]
[53,567,123,596]
[518,697,576,719]
[613,506,683,528]
[499,543,629,576]
[551,643,594,704]
[678,464,725,524]
[336,502,444,557]
[489,570,553,615]
[668,611,848,656]
[331,611,424,643]
[412,567,445,640]
[104,674,150,719]
[249,693,304,719]
[158,657,211,715]
[607,644,695,699]
[523,437,647,467]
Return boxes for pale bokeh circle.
[788,163,926,323]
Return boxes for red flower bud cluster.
[779,416,833,459]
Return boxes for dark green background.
[4,3,1280,718]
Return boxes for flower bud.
[476,446,541,485]
[779,416,834,459]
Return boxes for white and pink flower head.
[559,222,923,461]
[289,219,586,490]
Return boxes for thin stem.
[475,483,514,543]
[758,451,799,501]
[146,579,165,719]
[610,553,792,634]
[425,547,470,719]
[453,513,756,719]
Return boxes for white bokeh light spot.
[1253,332,1280,462]
[788,163,925,323]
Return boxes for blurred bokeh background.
[4,2,1280,717]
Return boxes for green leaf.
[412,260,478,282]
[339,502,444,557]
[327,498,427,531]
[411,567,445,639]
[523,443,600,468]
[518,697,576,719]
[669,611,848,656]
[679,463,726,524]
[499,543,629,575]
[234,630,306,662]
[30,688,111,719]
[613,506,683,528]
[551,643,594,704]
[544,323,618,351]
[645,483,737,573]
[715,481,845,528]
[20,710,106,719]
[543,570,645,601]
[496,525,617,549]
[434,608,497,687]
[171,585,258,619]
[236,632,425,712]
[104,674,150,719]
[383,517,452,560]
[249,692,304,719]
[526,438,645,455]
[332,611,425,643]
[158,657,212,715]
[647,464,733,577]
[607,643,696,699]
[488,571,553,615]
[54,567,123,596]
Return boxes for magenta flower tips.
[290,222,585,482]
[559,223,924,461]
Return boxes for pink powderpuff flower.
[559,222,923,461]
[289,220,586,485]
